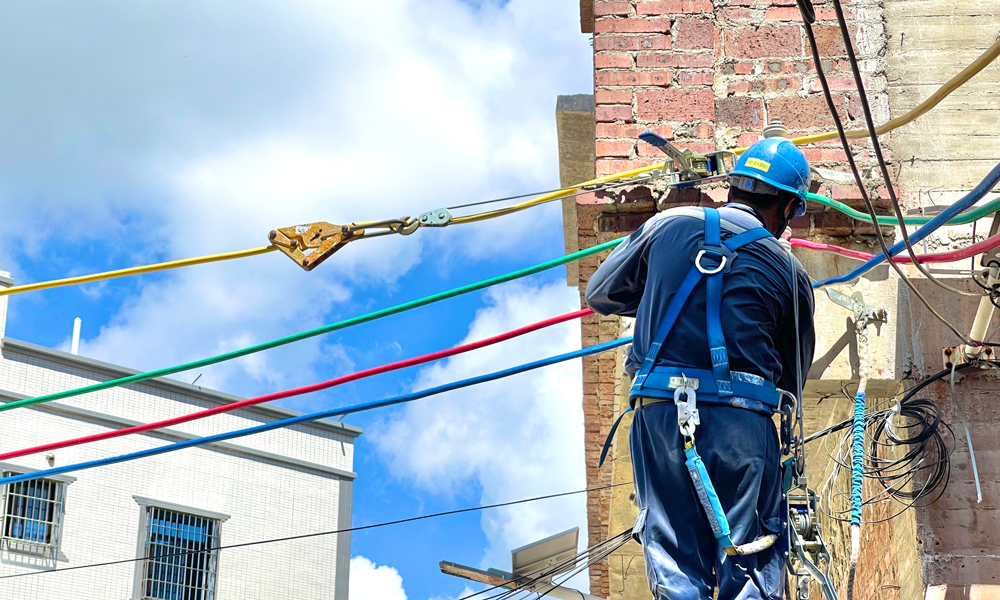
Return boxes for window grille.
[139,506,221,600]
[1,475,65,554]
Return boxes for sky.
[0,1,594,599]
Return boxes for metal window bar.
[141,506,220,600]
[1,474,64,553]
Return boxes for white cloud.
[350,556,408,600]
[372,280,590,577]
[2,0,591,391]
[431,585,477,600]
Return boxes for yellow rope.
[0,246,277,297]
[734,37,1000,154]
[450,164,662,224]
[8,40,998,297]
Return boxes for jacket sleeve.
[778,260,816,397]
[584,218,659,317]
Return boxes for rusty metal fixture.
[268,222,363,272]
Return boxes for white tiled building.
[0,272,359,600]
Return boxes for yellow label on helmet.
[745,158,771,172]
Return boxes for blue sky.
[0,1,593,599]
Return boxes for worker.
[586,135,816,600]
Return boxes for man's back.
[586,204,815,395]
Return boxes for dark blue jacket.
[585,204,815,397]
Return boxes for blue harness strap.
[598,208,776,469]
[630,207,772,404]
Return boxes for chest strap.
[631,207,772,402]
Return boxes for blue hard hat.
[729,137,810,217]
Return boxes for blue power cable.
[812,161,1000,289]
[850,391,865,526]
[0,337,633,487]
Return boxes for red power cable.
[2,308,594,461]
[792,232,1000,264]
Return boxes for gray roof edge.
[0,274,13,287]
[556,94,594,113]
[0,389,357,481]
[0,337,362,437]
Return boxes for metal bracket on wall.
[824,289,888,330]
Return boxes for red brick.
[721,8,752,20]
[597,123,673,139]
[596,105,633,122]
[877,185,901,200]
[768,76,802,92]
[802,147,849,162]
[675,18,715,50]
[813,24,852,56]
[765,6,841,21]
[595,53,633,69]
[594,1,630,16]
[636,0,713,15]
[672,141,716,153]
[596,159,658,176]
[809,77,857,92]
[677,71,714,86]
[595,17,672,33]
[735,62,753,74]
[596,140,635,157]
[726,26,802,58]
[767,94,837,128]
[813,211,853,236]
[716,97,764,129]
[636,52,714,68]
[596,70,673,86]
[727,81,751,94]
[637,88,715,121]
[730,0,797,5]
[831,185,863,200]
[595,34,671,51]
[737,132,759,147]
[595,88,633,104]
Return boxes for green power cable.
[807,192,1000,226]
[2,237,626,413]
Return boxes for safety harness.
[600,206,785,556]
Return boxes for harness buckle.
[695,249,727,275]
[674,380,700,440]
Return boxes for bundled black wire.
[807,363,994,525]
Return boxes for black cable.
[827,0,984,300]
[804,362,975,443]
[794,0,973,343]
[0,481,634,581]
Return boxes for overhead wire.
[0,481,633,582]
[0,309,594,461]
[827,0,983,300]
[0,238,627,413]
[806,191,1000,227]
[792,232,1000,264]
[798,7,979,342]
[0,336,633,487]
[733,37,1000,153]
[4,38,998,298]
[0,246,277,297]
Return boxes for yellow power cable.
[734,37,1000,154]
[0,246,277,297]
[451,164,662,224]
[7,39,998,297]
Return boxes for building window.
[139,506,221,600]
[1,476,66,554]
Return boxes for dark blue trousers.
[630,400,785,600]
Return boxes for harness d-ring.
[695,250,727,275]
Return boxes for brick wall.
[580,0,896,595]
